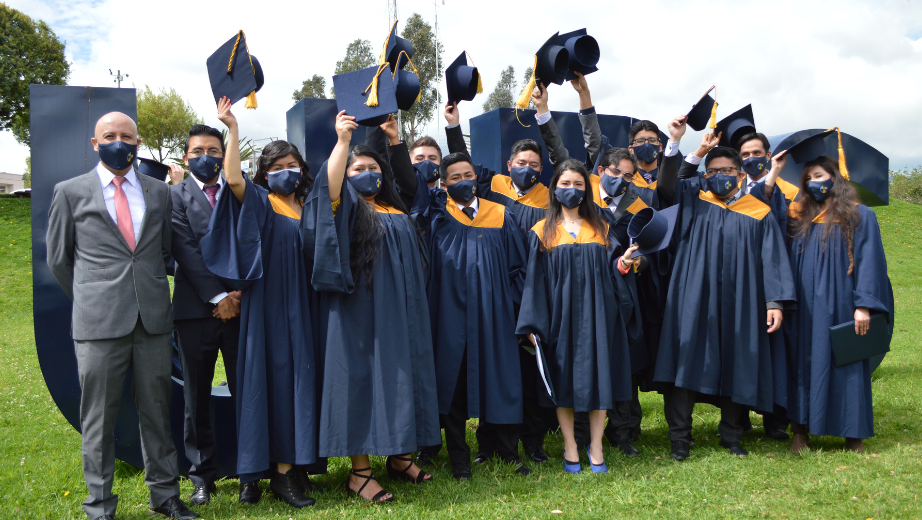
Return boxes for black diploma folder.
[830,313,892,368]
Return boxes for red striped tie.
[112,176,136,251]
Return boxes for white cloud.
[3,0,922,176]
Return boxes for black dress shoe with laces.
[472,452,493,465]
[524,446,549,463]
[617,439,640,456]
[505,458,532,476]
[270,469,315,508]
[151,496,201,519]
[239,481,261,505]
[670,440,690,461]
[720,440,749,457]
[189,482,215,505]
[765,429,791,441]
[452,462,473,480]
[92,516,115,520]
[293,466,320,495]
[416,450,438,467]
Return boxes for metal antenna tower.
[109,69,129,88]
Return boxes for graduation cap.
[136,157,169,182]
[715,104,756,149]
[558,29,600,81]
[380,20,414,73]
[515,33,570,125]
[627,206,679,258]
[785,128,850,180]
[393,67,421,111]
[333,65,398,127]
[685,86,717,132]
[206,31,264,109]
[445,51,483,104]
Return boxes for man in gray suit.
[46,111,199,520]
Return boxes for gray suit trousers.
[75,315,179,518]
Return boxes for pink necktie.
[203,184,220,209]
[111,176,136,251]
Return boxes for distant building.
[0,172,25,194]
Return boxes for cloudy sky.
[4,0,922,175]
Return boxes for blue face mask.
[414,160,439,184]
[633,142,659,164]
[705,173,738,198]
[446,178,477,203]
[555,187,585,209]
[188,154,223,182]
[742,156,770,178]
[510,166,540,191]
[267,168,301,196]
[347,169,383,197]
[807,178,834,202]
[601,174,628,198]
[98,141,137,171]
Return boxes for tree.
[0,5,70,146]
[482,66,517,113]
[330,39,376,98]
[136,85,202,163]
[292,74,327,103]
[398,14,444,144]
[23,157,31,188]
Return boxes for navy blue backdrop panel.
[470,108,657,186]
[768,129,889,207]
[287,98,367,177]
[30,85,238,478]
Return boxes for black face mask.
[98,141,137,170]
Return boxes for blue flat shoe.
[562,449,581,474]
[586,446,608,473]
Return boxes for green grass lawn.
[1,197,920,519]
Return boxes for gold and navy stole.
[633,172,658,190]
[589,174,647,215]
[788,200,859,223]
[445,196,506,228]
[698,190,771,220]
[531,218,608,250]
[490,175,550,209]
[776,177,800,202]
[369,199,404,215]
[268,193,303,220]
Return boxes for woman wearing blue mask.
[517,158,637,474]
[200,97,320,508]
[301,111,440,503]
[766,153,893,455]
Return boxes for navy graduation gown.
[785,204,893,438]
[654,177,796,412]
[516,219,633,411]
[476,169,550,241]
[301,163,441,457]
[200,179,319,475]
[421,190,527,423]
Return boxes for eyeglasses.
[704,167,740,176]
[631,137,661,146]
[606,166,625,176]
[187,149,224,158]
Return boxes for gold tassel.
[706,86,718,129]
[245,91,257,109]
[364,63,389,107]
[465,52,483,94]
[228,30,243,72]
[516,56,538,109]
[378,20,397,66]
[827,126,850,180]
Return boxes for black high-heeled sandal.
[386,455,433,483]
[345,467,394,503]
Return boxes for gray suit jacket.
[537,110,603,170]
[46,169,173,341]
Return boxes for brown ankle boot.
[844,438,865,453]
[790,433,809,454]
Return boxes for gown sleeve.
[515,230,550,342]
[851,205,894,321]
[200,178,268,290]
[759,214,797,305]
[301,161,358,294]
[503,210,527,305]
[748,179,789,234]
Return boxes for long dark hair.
[344,145,414,287]
[254,141,313,201]
[542,159,610,250]
[790,155,861,274]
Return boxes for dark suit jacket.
[170,178,232,320]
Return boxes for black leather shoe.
[472,452,493,465]
[720,440,748,457]
[766,429,791,441]
[508,458,532,476]
[92,516,115,520]
[524,446,549,463]
[151,496,201,519]
[293,466,320,494]
[270,470,315,508]
[416,450,437,467]
[617,439,640,456]
[189,483,215,505]
[670,440,690,461]
[452,462,473,481]
[238,481,261,504]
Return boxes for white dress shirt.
[664,140,681,157]
[535,111,553,126]
[598,182,624,212]
[96,162,145,241]
[455,196,480,218]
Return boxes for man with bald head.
[46,112,199,520]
